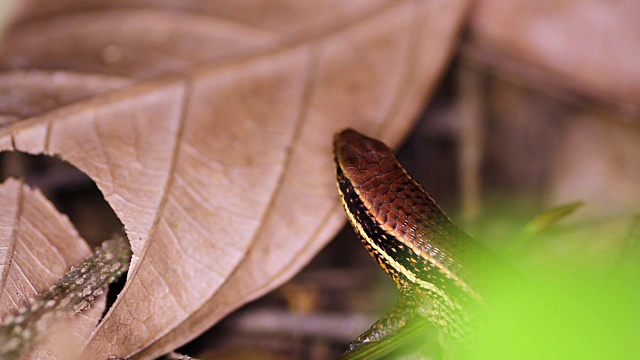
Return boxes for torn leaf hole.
[0,150,129,315]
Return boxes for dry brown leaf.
[548,114,640,218]
[0,178,106,360]
[466,1,640,223]
[470,0,640,107]
[0,0,470,358]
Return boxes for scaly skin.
[334,128,507,348]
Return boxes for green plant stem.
[336,317,439,360]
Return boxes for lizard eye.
[340,154,359,169]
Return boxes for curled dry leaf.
[0,0,470,358]
[470,0,640,108]
[0,178,106,360]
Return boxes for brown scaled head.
[333,128,399,182]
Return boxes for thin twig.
[457,60,485,226]
[460,40,640,122]
[163,352,198,360]
[0,233,131,360]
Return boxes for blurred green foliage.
[468,264,640,360]
[342,199,639,360]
